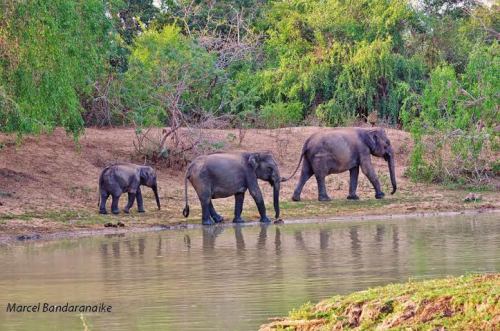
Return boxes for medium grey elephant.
[182,152,281,225]
[284,128,397,201]
[98,163,160,214]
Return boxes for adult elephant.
[182,152,281,225]
[98,163,161,214]
[284,128,397,201]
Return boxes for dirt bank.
[1,127,498,240]
[259,274,500,330]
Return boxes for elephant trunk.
[387,151,397,195]
[273,181,280,219]
[152,185,161,210]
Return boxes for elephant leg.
[292,159,313,201]
[361,159,384,199]
[124,192,136,214]
[196,190,214,225]
[99,191,109,214]
[209,202,224,223]
[136,187,145,212]
[347,166,360,200]
[111,194,121,214]
[248,185,271,223]
[315,173,331,201]
[233,192,246,223]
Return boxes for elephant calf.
[182,152,281,225]
[284,127,397,201]
[98,163,160,215]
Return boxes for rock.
[117,221,125,227]
[17,234,41,241]
[274,219,284,224]
[464,193,482,202]
[104,222,117,228]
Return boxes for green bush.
[260,102,304,128]
[402,42,499,186]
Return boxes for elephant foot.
[137,209,145,213]
[212,216,224,223]
[318,195,332,202]
[202,219,214,226]
[259,216,272,223]
[99,210,108,215]
[291,194,301,202]
[123,208,130,214]
[375,192,385,199]
[232,217,245,224]
[347,194,359,200]
[111,209,120,215]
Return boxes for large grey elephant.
[284,128,397,201]
[182,152,281,225]
[98,163,160,214]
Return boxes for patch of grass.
[276,196,422,219]
[0,210,108,225]
[261,274,500,331]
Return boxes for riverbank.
[1,127,499,240]
[260,274,500,330]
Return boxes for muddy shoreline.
[1,208,498,246]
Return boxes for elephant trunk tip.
[391,186,397,195]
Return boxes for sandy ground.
[0,126,498,240]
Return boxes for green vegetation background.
[1,0,498,185]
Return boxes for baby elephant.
[98,163,160,215]
[182,152,282,225]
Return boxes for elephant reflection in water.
[234,226,246,252]
[257,223,269,249]
[275,227,282,254]
[184,234,191,250]
[202,225,225,250]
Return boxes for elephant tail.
[281,145,306,182]
[182,168,191,218]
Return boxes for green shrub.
[260,102,304,128]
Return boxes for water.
[0,214,498,330]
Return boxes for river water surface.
[0,214,499,330]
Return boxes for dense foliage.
[0,0,498,183]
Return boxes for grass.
[260,274,500,331]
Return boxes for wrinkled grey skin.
[183,152,281,225]
[98,163,160,215]
[284,128,397,201]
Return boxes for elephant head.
[248,152,281,219]
[366,129,397,194]
[139,166,161,210]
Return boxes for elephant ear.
[139,167,150,181]
[366,129,383,153]
[248,153,260,171]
